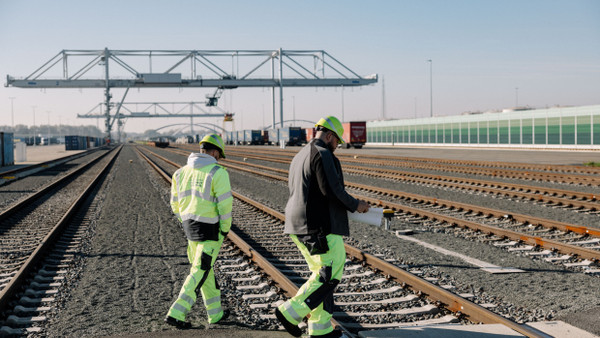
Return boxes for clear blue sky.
[1,0,599,134]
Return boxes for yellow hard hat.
[200,133,226,158]
[315,116,345,144]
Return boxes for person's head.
[199,134,226,160]
[314,116,345,152]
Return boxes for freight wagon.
[271,127,304,146]
[342,121,367,148]
[244,130,263,145]
[147,137,170,148]
[224,131,234,145]
[236,130,245,145]
[261,130,270,145]
[176,136,195,144]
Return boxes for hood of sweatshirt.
[187,152,217,169]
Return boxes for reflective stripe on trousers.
[277,234,345,336]
[167,236,225,323]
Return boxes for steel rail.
[168,146,600,241]
[0,145,122,313]
[142,145,545,337]
[177,143,598,178]
[221,155,600,212]
[344,180,600,238]
[215,145,600,176]
[215,156,600,239]
[0,148,102,185]
[0,148,101,179]
[217,159,600,260]
[220,147,600,185]
[0,148,116,224]
[134,146,350,334]
[341,165,598,202]
[135,146,299,297]
[192,155,600,262]
[336,152,600,175]
[220,150,600,199]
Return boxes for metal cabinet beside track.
[0,132,15,166]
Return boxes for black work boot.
[310,328,345,337]
[274,308,302,337]
[212,309,231,324]
[164,315,192,329]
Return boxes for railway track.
[0,150,110,214]
[176,145,600,216]
[0,149,101,189]
[230,146,600,176]
[215,146,600,186]
[222,150,600,214]
[136,145,549,337]
[166,145,600,273]
[0,146,121,335]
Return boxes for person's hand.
[356,200,370,213]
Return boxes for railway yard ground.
[1,144,600,337]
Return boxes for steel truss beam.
[78,101,228,119]
[5,49,377,88]
[5,48,378,139]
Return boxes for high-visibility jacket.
[171,153,232,241]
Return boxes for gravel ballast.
[41,145,600,336]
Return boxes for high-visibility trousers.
[167,235,225,324]
[277,234,346,336]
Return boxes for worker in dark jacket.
[275,116,370,337]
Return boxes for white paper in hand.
[348,208,384,226]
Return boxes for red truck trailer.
[342,121,366,148]
[305,128,317,142]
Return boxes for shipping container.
[236,130,245,145]
[305,128,317,142]
[65,135,81,150]
[244,130,262,145]
[266,129,278,145]
[275,127,303,146]
[342,121,367,148]
[1,132,15,166]
[299,129,307,145]
[261,130,270,145]
[227,131,239,145]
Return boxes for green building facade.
[367,105,600,149]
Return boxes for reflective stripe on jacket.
[171,153,233,241]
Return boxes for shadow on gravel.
[84,253,188,259]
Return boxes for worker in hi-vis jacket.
[275,116,370,337]
[165,134,232,329]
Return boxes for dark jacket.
[284,138,359,236]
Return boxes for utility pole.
[292,96,296,126]
[9,97,16,129]
[32,105,37,146]
[414,97,417,118]
[341,86,345,122]
[278,48,284,128]
[381,76,386,119]
[427,59,433,117]
[47,111,51,145]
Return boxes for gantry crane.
[5,48,378,140]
